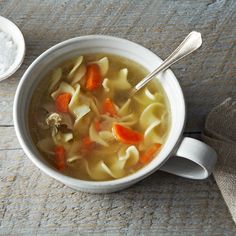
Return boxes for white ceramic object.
[0,16,25,81]
[13,35,217,193]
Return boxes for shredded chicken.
[46,113,62,127]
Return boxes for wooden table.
[0,0,235,234]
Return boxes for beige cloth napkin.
[202,98,236,223]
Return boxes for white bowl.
[0,16,25,81]
[14,35,187,193]
[14,35,218,192]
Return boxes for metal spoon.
[130,31,202,96]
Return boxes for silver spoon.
[130,31,202,96]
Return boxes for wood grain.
[0,0,235,234]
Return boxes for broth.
[29,54,170,181]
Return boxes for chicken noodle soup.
[29,54,170,181]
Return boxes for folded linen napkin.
[202,98,236,223]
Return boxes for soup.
[29,54,170,181]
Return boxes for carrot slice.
[81,136,94,151]
[85,64,102,91]
[102,98,117,117]
[54,145,66,171]
[139,143,162,164]
[55,93,72,113]
[94,119,101,132]
[112,124,144,144]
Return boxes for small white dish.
[0,16,25,81]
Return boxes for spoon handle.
[131,31,202,96]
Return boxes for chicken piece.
[46,113,62,127]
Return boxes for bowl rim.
[0,16,25,81]
[13,35,186,189]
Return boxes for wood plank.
[0,127,21,150]
[0,0,235,132]
[0,149,235,235]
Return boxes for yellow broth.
[29,54,170,181]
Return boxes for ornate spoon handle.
[130,31,202,96]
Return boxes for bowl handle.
[159,137,217,179]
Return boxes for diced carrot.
[85,64,102,91]
[112,124,144,144]
[102,98,117,117]
[55,93,72,113]
[94,119,101,132]
[82,136,94,151]
[139,143,162,164]
[54,145,66,171]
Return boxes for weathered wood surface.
[0,0,235,235]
